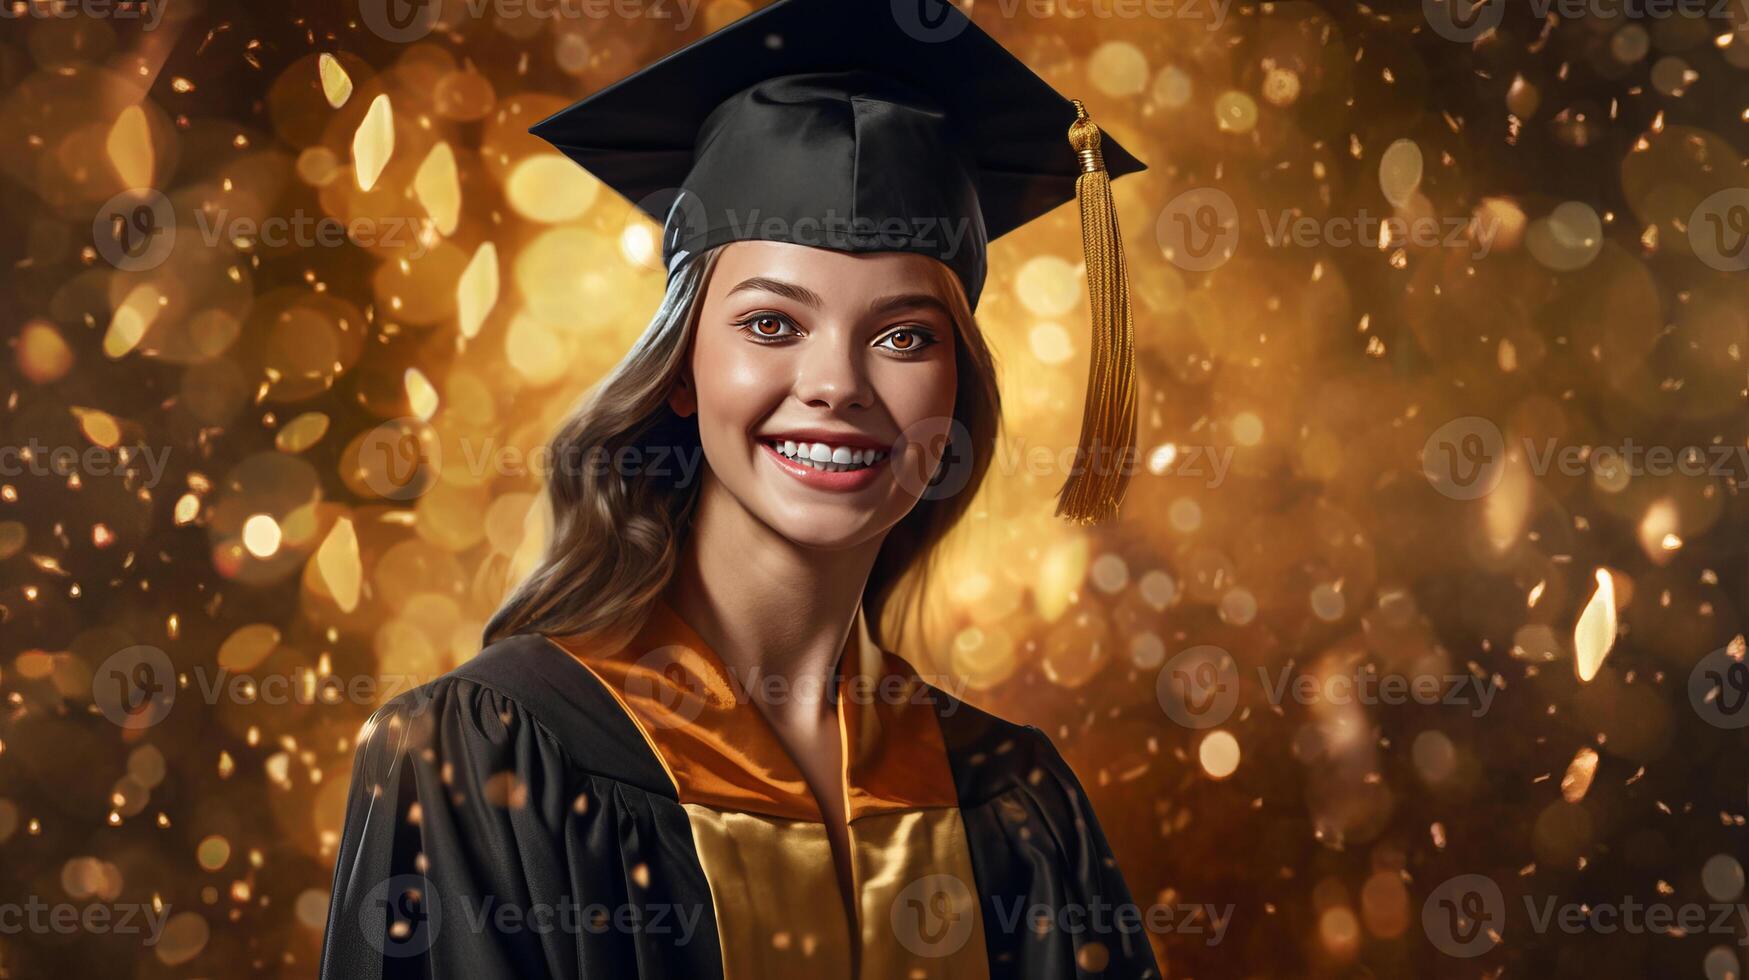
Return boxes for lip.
[757,440,888,493]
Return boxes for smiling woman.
[318,0,1154,976]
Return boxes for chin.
[755,496,896,551]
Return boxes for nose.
[790,327,874,412]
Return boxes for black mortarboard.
[531,0,1146,523]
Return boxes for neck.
[666,475,887,730]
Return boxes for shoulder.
[355,631,673,799]
[907,669,1084,809]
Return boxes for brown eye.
[875,327,937,355]
[738,313,799,342]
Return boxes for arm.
[318,680,579,979]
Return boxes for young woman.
[320,0,1155,977]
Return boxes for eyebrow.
[725,277,953,322]
[865,292,953,322]
[726,277,824,309]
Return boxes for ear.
[667,372,697,418]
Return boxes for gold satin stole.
[550,598,991,980]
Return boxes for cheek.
[873,358,957,432]
[691,332,786,439]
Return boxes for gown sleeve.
[319,637,723,980]
[318,678,581,978]
[946,712,1163,980]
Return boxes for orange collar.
[550,596,960,822]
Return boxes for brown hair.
[482,245,1002,652]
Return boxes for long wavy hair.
[482,244,1002,652]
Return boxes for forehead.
[705,241,959,305]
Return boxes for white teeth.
[764,438,890,472]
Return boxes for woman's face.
[672,240,961,550]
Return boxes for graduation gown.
[320,596,1160,979]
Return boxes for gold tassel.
[1054,99,1137,525]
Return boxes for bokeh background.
[3,0,1749,975]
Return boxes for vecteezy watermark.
[92,644,443,730]
[1690,187,1749,273]
[987,895,1235,947]
[1420,416,1507,500]
[1690,645,1749,730]
[93,191,433,271]
[361,875,441,958]
[626,643,969,730]
[0,440,173,489]
[888,0,1230,44]
[358,876,705,959]
[1424,0,1746,43]
[360,0,702,43]
[890,874,980,958]
[0,897,172,944]
[1157,188,1501,270]
[0,0,167,29]
[1423,873,1749,957]
[354,418,708,501]
[190,208,431,261]
[1256,208,1500,260]
[94,188,175,273]
[1155,188,1240,272]
[717,208,980,262]
[1421,416,1749,501]
[891,874,1234,959]
[1156,646,1499,728]
[988,436,1231,489]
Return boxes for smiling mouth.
[759,438,891,473]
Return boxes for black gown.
[319,596,1160,979]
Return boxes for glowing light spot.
[242,514,283,559]
[506,154,598,223]
[196,835,231,871]
[1088,42,1148,97]
[71,407,122,449]
[1231,412,1264,447]
[1378,139,1423,208]
[1028,322,1074,365]
[1214,91,1259,133]
[1199,730,1240,779]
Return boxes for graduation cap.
[529,0,1145,524]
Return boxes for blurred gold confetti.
[352,93,394,192]
[315,517,363,613]
[457,242,500,341]
[318,52,353,108]
[1561,747,1600,803]
[404,367,440,421]
[106,105,153,189]
[1574,568,1619,683]
[415,142,462,236]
